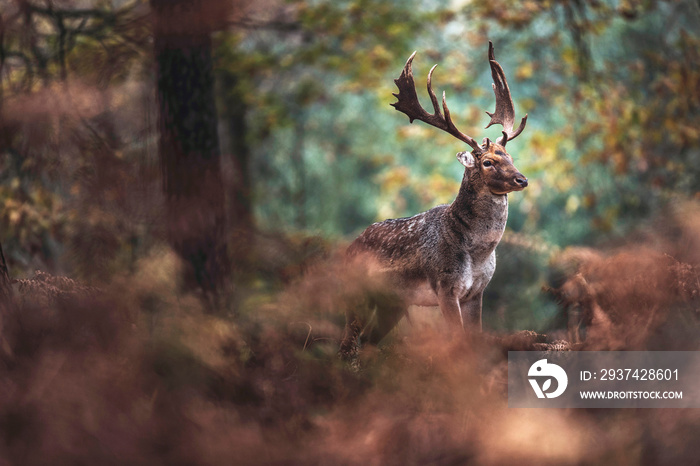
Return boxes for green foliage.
[212,0,699,331]
[217,0,699,246]
[1,0,700,329]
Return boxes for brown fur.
[340,142,527,357]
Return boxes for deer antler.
[391,52,482,153]
[484,41,527,146]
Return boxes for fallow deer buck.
[341,42,528,356]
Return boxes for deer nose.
[514,175,528,187]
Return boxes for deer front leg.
[339,310,363,360]
[460,292,483,331]
[437,286,464,330]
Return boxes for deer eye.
[483,160,493,167]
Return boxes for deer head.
[391,42,528,196]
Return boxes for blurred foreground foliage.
[0,239,699,463]
[1,1,700,462]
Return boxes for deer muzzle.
[514,174,528,189]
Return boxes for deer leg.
[460,292,483,331]
[363,301,407,346]
[437,287,464,330]
[339,310,362,360]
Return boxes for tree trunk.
[0,241,11,305]
[151,0,230,297]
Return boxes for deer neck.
[447,169,508,253]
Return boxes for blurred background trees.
[0,0,698,328]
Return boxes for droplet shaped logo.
[528,359,568,399]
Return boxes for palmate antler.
[485,41,528,146]
[391,41,527,152]
[391,52,482,153]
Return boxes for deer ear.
[456,151,475,168]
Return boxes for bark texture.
[151,0,230,295]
